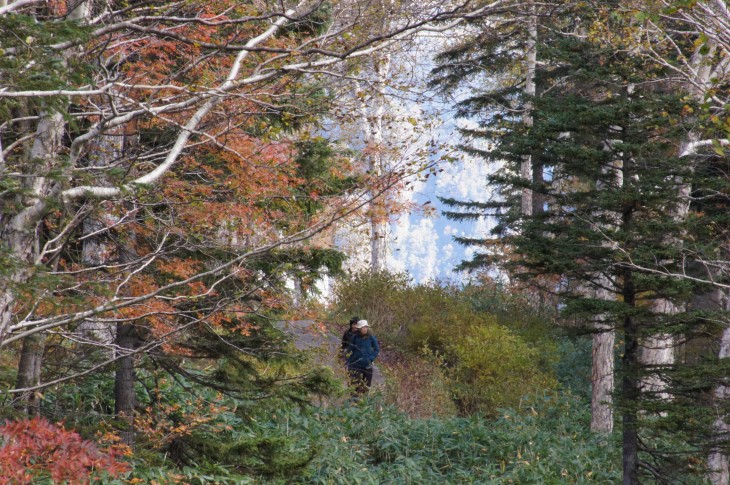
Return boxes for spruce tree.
[433,3,730,482]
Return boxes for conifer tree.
[433,2,730,481]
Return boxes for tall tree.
[594,2,730,480]
[433,2,730,481]
[432,0,621,433]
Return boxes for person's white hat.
[355,319,369,329]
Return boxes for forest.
[1,0,730,483]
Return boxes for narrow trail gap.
[276,320,386,393]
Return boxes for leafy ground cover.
[296,392,620,484]
[109,390,619,484]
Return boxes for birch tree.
[325,0,459,273]
[0,0,517,415]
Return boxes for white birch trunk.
[0,0,91,344]
[709,323,730,484]
[677,39,730,485]
[638,176,686,403]
[370,57,389,272]
[520,3,536,217]
[639,41,714,405]
[355,54,391,272]
[370,216,387,272]
[8,110,65,413]
[691,284,730,485]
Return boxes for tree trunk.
[591,317,615,433]
[77,122,125,345]
[370,216,387,272]
[589,143,624,434]
[83,122,137,444]
[639,143,693,400]
[368,56,389,273]
[622,272,640,484]
[698,284,730,484]
[2,232,43,409]
[708,324,730,485]
[0,232,34,344]
[3,110,65,412]
[520,2,536,217]
[13,332,46,416]
[115,322,136,446]
[638,329,675,401]
[355,54,392,272]
[635,43,714,409]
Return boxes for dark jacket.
[341,328,357,355]
[346,333,380,370]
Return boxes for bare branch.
[0,0,40,15]
[680,138,730,157]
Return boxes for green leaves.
[292,394,619,483]
[0,15,92,94]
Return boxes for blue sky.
[387,117,499,284]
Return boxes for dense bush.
[276,392,618,483]
[553,335,592,400]
[446,324,557,416]
[378,350,457,418]
[327,393,616,483]
[332,271,412,338]
[402,290,485,353]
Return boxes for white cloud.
[388,217,440,283]
[442,243,454,261]
[435,156,494,202]
[443,224,459,236]
[474,215,496,239]
[331,48,505,287]
[386,129,502,284]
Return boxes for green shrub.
[553,335,592,401]
[114,392,622,484]
[402,290,485,353]
[446,324,557,416]
[332,271,411,339]
[290,393,620,483]
[459,283,560,354]
[335,272,504,347]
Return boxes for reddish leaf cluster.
[0,417,128,485]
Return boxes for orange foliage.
[45,0,345,366]
[0,418,128,485]
[156,258,204,280]
[135,392,231,449]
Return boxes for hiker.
[346,319,380,396]
[340,316,359,359]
